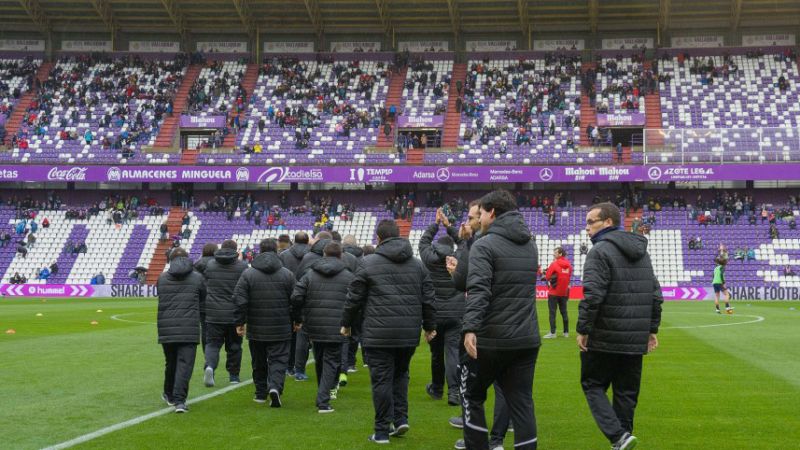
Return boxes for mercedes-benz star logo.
[436,168,450,181]
[539,168,554,181]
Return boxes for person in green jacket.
[712,257,733,314]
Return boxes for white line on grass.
[662,313,765,329]
[41,380,253,450]
[110,313,156,325]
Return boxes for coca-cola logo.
[47,167,88,181]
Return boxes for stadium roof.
[1,0,799,37]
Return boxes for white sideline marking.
[41,380,253,450]
[110,313,156,325]
[662,312,765,329]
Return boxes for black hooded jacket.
[203,248,249,324]
[233,252,295,341]
[342,237,436,348]
[193,255,214,275]
[279,243,309,277]
[296,239,359,280]
[291,257,354,343]
[344,244,364,259]
[418,223,464,321]
[577,229,664,355]
[463,211,540,350]
[157,256,206,344]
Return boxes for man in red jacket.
[544,246,572,338]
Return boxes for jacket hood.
[309,239,330,256]
[288,243,309,259]
[251,252,283,274]
[168,257,194,279]
[486,211,532,244]
[312,256,348,276]
[553,256,571,269]
[344,245,363,258]
[597,229,648,261]
[213,248,239,265]
[376,237,413,262]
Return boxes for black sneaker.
[229,375,240,384]
[389,423,409,437]
[447,393,460,406]
[448,416,464,429]
[367,433,390,444]
[425,383,443,400]
[269,389,282,408]
[454,438,466,450]
[612,432,638,450]
[318,405,335,414]
[253,395,266,404]
[174,403,188,413]
[161,392,175,406]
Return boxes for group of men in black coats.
[156,190,662,450]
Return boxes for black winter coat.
[342,237,436,348]
[577,229,664,355]
[291,257,354,343]
[279,243,309,277]
[418,223,464,321]
[157,257,206,344]
[463,211,540,350]
[296,239,359,280]
[233,252,295,341]
[203,248,249,324]
[344,245,364,259]
[193,255,214,275]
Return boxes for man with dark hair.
[418,208,463,406]
[544,246,573,339]
[578,202,663,450]
[341,219,437,444]
[202,239,249,387]
[461,189,540,450]
[233,238,295,407]
[291,241,355,413]
[157,247,206,413]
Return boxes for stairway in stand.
[396,218,412,239]
[222,63,260,148]
[3,62,52,144]
[579,62,597,146]
[179,149,199,165]
[376,66,408,148]
[145,207,186,285]
[152,64,204,150]
[441,63,467,149]
[405,148,424,164]
[643,61,664,147]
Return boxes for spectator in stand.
[784,265,796,276]
[42,217,50,228]
[11,272,25,284]
[38,266,51,281]
[27,232,36,249]
[50,261,59,276]
[91,272,106,285]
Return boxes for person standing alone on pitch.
[543,246,573,339]
[462,189,541,450]
[578,202,663,450]
[712,257,733,314]
[291,241,355,413]
[202,239,248,387]
[157,248,206,413]
[233,238,295,407]
[341,219,437,444]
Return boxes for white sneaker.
[562,332,569,338]
[543,333,557,339]
[203,367,215,387]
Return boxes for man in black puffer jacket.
[157,248,206,413]
[341,219,437,444]
[291,241,354,413]
[279,231,309,376]
[462,190,540,450]
[418,213,463,406]
[233,238,295,407]
[202,239,249,388]
[577,202,663,450]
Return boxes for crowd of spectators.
[0,57,40,145]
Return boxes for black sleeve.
[418,223,440,266]
[419,264,437,332]
[577,249,610,335]
[290,274,310,324]
[342,265,368,328]
[452,242,470,292]
[232,272,249,326]
[650,268,664,334]
[462,239,493,333]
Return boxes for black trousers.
[288,330,297,370]
[162,343,197,404]
[341,335,360,369]
[580,351,643,443]
[204,323,243,376]
[249,339,290,397]
[547,295,569,334]
[429,318,461,398]
[461,347,539,450]
[294,328,311,373]
[365,347,416,435]
[312,341,342,408]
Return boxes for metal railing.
[643,127,800,164]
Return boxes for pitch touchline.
[662,313,765,329]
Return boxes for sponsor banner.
[597,113,646,127]
[742,34,796,47]
[601,37,654,50]
[670,35,724,48]
[532,39,584,51]
[1,284,94,298]
[660,286,713,301]
[107,284,158,298]
[329,41,381,52]
[128,41,180,53]
[398,40,449,52]
[729,286,800,301]
[5,163,800,184]
[197,41,248,53]
[263,41,315,53]
[0,39,45,51]
[179,115,226,128]
[396,115,444,128]
[467,40,518,52]
[61,40,113,52]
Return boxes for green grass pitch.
[1,298,798,449]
